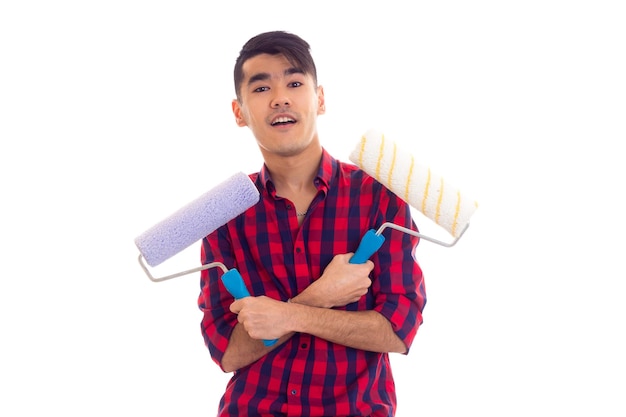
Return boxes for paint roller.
[348,129,479,264]
[134,171,277,346]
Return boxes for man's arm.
[222,297,406,372]
[221,253,406,372]
[286,303,407,353]
[287,253,406,352]
[220,321,292,373]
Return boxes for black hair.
[233,31,317,100]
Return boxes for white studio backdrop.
[1,1,625,416]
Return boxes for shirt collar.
[258,148,335,196]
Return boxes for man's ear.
[232,99,247,127]
[317,85,326,115]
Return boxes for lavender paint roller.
[348,129,479,264]
[135,172,259,269]
[134,172,277,345]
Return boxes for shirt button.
[300,343,308,349]
[291,389,297,395]
[296,247,302,254]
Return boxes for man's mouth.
[271,116,296,126]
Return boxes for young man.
[198,31,426,417]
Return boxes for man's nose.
[271,89,290,108]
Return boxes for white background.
[1,1,625,415]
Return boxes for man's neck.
[262,144,323,193]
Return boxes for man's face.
[232,53,325,158]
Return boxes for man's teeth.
[272,117,295,125]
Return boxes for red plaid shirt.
[198,149,426,417]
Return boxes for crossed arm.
[220,253,407,373]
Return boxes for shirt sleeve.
[197,225,238,371]
[370,188,426,353]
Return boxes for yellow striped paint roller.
[348,129,478,264]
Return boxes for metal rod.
[137,255,227,282]
[375,222,470,248]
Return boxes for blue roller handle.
[220,269,278,347]
[349,229,386,264]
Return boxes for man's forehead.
[243,54,305,81]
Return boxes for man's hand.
[295,253,374,308]
[230,296,290,342]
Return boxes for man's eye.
[254,86,269,92]
[289,81,302,88]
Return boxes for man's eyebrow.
[247,67,305,86]
[285,67,305,77]
[248,72,270,85]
